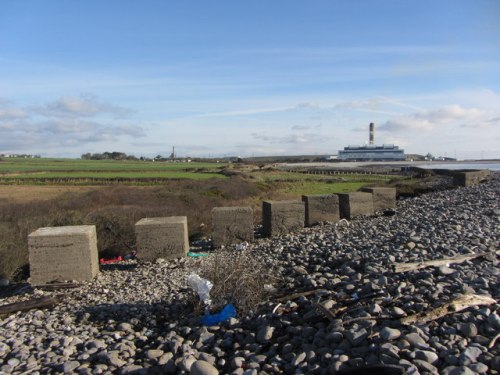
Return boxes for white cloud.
[39,94,131,118]
[291,125,310,130]
[414,105,483,123]
[0,95,145,154]
[0,107,27,120]
[0,99,27,120]
[379,105,489,132]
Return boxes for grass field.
[0,158,227,183]
[0,158,225,172]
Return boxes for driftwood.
[34,282,79,290]
[0,295,61,316]
[313,302,337,322]
[275,288,329,302]
[392,252,495,273]
[488,332,500,349]
[401,294,496,325]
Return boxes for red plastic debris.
[99,256,123,265]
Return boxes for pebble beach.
[0,174,498,375]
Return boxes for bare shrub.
[197,249,279,315]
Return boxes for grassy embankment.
[0,158,403,280]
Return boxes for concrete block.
[212,207,254,248]
[453,170,490,187]
[262,200,305,237]
[28,225,99,285]
[338,192,374,220]
[360,187,396,211]
[135,217,189,261]
[302,194,340,226]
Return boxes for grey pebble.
[345,327,368,346]
[190,360,219,375]
[380,327,401,341]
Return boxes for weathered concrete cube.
[453,170,490,187]
[338,192,374,220]
[135,217,189,261]
[302,194,340,226]
[212,207,254,248]
[262,200,305,237]
[360,187,396,211]
[28,225,99,285]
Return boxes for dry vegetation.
[0,177,272,280]
[197,249,278,315]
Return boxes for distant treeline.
[80,152,191,161]
[81,152,144,161]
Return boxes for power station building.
[338,123,405,161]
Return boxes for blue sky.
[0,1,499,159]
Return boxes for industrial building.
[338,123,405,161]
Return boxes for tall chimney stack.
[369,122,374,145]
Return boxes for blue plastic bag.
[201,304,237,326]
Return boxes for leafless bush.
[197,248,279,315]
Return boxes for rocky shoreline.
[0,173,498,375]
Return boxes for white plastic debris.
[236,242,249,251]
[187,273,213,306]
[337,218,350,226]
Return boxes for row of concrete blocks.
[265,187,395,237]
[28,187,395,285]
[453,170,490,187]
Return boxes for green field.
[0,158,227,183]
[0,157,401,190]
[0,158,225,172]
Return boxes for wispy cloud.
[379,105,489,132]
[36,94,132,118]
[252,132,329,144]
[291,125,310,130]
[0,98,28,120]
[198,106,292,118]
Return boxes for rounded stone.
[146,349,164,359]
[380,327,401,341]
[62,360,80,373]
[190,360,219,375]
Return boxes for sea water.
[419,162,500,171]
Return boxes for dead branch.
[33,282,79,290]
[342,316,386,325]
[401,294,496,325]
[392,252,495,273]
[313,302,336,322]
[0,295,61,316]
[275,288,329,302]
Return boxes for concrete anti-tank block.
[453,170,490,187]
[28,225,99,285]
[338,192,374,220]
[360,187,396,211]
[262,200,305,237]
[302,194,340,226]
[212,207,254,248]
[135,217,189,261]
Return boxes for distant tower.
[170,146,175,160]
[369,123,375,145]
